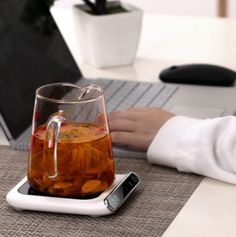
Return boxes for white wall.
[58,0,236,17]
[229,0,236,17]
[124,0,236,17]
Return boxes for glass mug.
[28,83,115,198]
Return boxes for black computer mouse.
[159,64,236,86]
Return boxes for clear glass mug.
[28,83,115,198]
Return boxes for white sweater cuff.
[147,116,201,168]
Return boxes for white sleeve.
[147,115,236,184]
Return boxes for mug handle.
[43,113,65,179]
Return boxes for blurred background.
[58,0,236,17]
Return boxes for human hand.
[109,107,175,151]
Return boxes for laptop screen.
[0,0,81,139]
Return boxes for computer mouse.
[159,64,236,86]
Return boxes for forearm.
[147,116,236,184]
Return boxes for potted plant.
[50,0,142,68]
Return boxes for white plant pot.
[73,1,143,68]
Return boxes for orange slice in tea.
[81,180,101,194]
[52,182,73,190]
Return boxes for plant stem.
[95,0,107,15]
[82,0,98,14]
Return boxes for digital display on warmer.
[104,172,140,211]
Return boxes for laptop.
[0,0,235,158]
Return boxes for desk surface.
[0,146,202,237]
[81,14,236,82]
[53,6,236,82]
[2,3,236,236]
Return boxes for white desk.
[52,5,236,81]
[81,14,236,81]
[2,3,236,236]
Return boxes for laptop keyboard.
[93,79,178,113]
[11,79,178,151]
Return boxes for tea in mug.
[28,122,115,197]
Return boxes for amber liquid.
[28,122,115,197]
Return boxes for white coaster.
[6,173,140,217]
